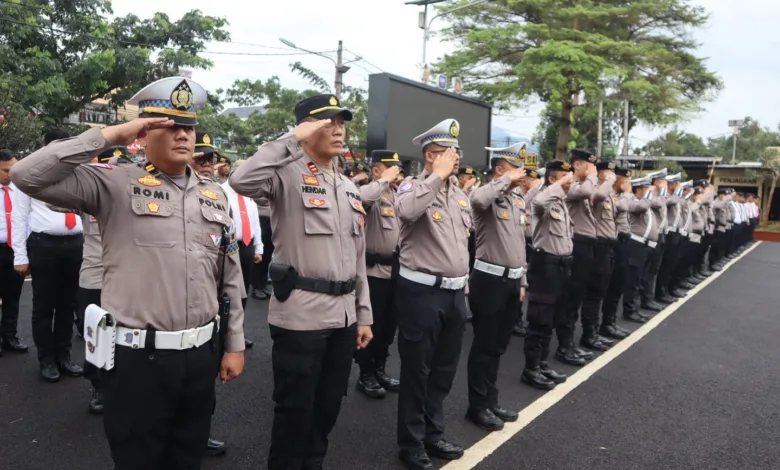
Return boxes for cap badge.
[520,145,528,157]
[138,175,161,187]
[147,201,160,213]
[450,122,459,137]
[113,148,122,157]
[200,189,219,200]
[393,153,399,161]
[562,162,571,171]
[170,80,194,111]
[203,134,211,145]
[329,96,338,106]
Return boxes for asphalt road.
[0,242,777,470]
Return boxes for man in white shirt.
[12,129,84,382]
[0,149,28,356]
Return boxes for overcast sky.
[112,0,780,148]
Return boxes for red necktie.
[3,186,11,247]
[237,195,252,246]
[65,212,76,230]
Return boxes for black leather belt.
[617,232,630,242]
[532,249,573,267]
[366,251,395,266]
[573,234,598,245]
[295,277,356,295]
[597,236,618,246]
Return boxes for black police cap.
[354,162,369,173]
[615,167,632,178]
[458,165,476,176]
[717,188,730,195]
[97,146,129,163]
[596,161,617,172]
[526,168,541,179]
[545,160,573,172]
[195,132,218,153]
[570,148,597,164]
[693,179,709,188]
[371,150,401,165]
[294,94,353,124]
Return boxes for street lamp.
[279,38,351,100]
[407,0,497,67]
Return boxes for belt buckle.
[180,328,199,349]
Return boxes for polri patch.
[398,181,414,193]
[382,207,395,217]
[138,175,161,187]
[550,210,563,221]
[457,199,468,208]
[499,210,510,219]
[432,211,442,221]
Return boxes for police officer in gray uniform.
[522,160,574,390]
[640,169,668,312]
[229,94,373,470]
[512,166,544,337]
[395,119,470,470]
[466,143,527,432]
[11,77,246,469]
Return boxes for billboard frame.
[367,72,493,167]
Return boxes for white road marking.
[443,241,763,470]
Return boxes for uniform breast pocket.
[379,203,396,230]
[130,197,177,248]
[351,201,366,237]
[200,205,232,252]
[302,194,336,235]
[548,208,566,237]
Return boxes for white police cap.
[128,77,208,126]
[485,142,525,167]
[413,119,460,148]
[665,172,682,183]
[630,175,652,187]
[647,167,668,180]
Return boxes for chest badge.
[382,207,395,217]
[352,200,365,214]
[457,199,468,208]
[147,201,160,213]
[605,202,612,210]
[432,211,442,221]
[310,198,326,207]
[138,175,161,187]
[516,200,525,209]
[550,209,563,221]
[200,189,218,200]
[303,174,320,186]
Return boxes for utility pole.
[597,100,603,158]
[728,120,744,164]
[622,100,630,156]
[335,40,344,100]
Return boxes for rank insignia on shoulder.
[303,174,320,186]
[550,210,563,221]
[310,198,326,207]
[398,181,414,193]
[147,201,160,213]
[200,189,219,200]
[382,207,395,217]
[352,200,365,213]
[89,163,112,169]
[307,161,319,173]
[138,175,161,187]
[457,199,468,208]
[432,211,442,221]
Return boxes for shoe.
[580,334,609,352]
[490,406,519,422]
[573,347,594,361]
[641,301,664,312]
[596,335,615,347]
[261,286,272,297]
[376,366,400,392]
[679,281,697,289]
[89,389,104,415]
[250,290,268,300]
[56,357,84,377]
[1,337,28,353]
[40,359,60,383]
[669,289,687,298]
[654,296,671,306]
[699,269,713,276]
[521,367,556,390]
[424,439,464,460]
[539,362,567,384]
[623,312,646,324]
[465,408,504,431]
[399,450,433,470]
[614,324,632,336]
[710,264,723,271]
[555,347,587,366]
[206,437,227,457]
[244,338,254,349]
[356,372,386,399]
[599,324,628,340]
[657,295,677,304]
[512,321,527,337]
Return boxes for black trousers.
[238,240,254,294]
[76,287,102,389]
[623,240,654,315]
[602,235,630,326]
[672,237,693,285]
[268,323,356,470]
[253,216,274,291]
[355,276,397,373]
[557,236,596,345]
[640,234,664,304]
[656,232,681,298]
[724,228,735,256]
[524,250,571,370]
[27,232,83,361]
[698,233,712,271]
[710,230,727,265]
[581,239,616,335]
[102,342,216,470]
[396,277,466,452]
[0,245,25,341]
[466,270,520,411]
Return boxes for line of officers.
[7,74,759,470]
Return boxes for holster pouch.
[269,264,298,302]
[84,304,117,371]
[390,250,401,281]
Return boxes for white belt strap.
[642,209,654,240]
[116,323,215,350]
[473,260,525,280]
[399,266,468,290]
[630,233,658,249]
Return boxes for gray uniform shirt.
[395,169,471,278]
[614,193,631,234]
[532,183,573,256]
[228,133,372,331]
[470,175,528,285]
[666,195,682,231]
[360,179,399,280]
[566,173,614,238]
[10,128,246,352]
[690,200,705,242]
[79,212,102,290]
[629,194,664,241]
[255,197,271,218]
[523,181,543,242]
[594,189,617,240]
[713,198,730,232]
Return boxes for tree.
[0,0,229,125]
[707,117,780,162]
[643,129,708,157]
[0,100,42,154]
[435,0,722,160]
[761,147,780,223]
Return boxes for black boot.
[206,437,227,457]
[490,406,519,422]
[40,358,60,383]
[89,389,104,415]
[376,361,400,392]
[623,312,647,324]
[657,294,677,304]
[573,347,594,361]
[521,367,556,390]
[599,323,628,340]
[56,355,84,377]
[465,408,504,431]
[669,288,687,298]
[539,361,567,384]
[641,300,664,312]
[356,372,386,399]
[512,319,527,337]
[555,346,587,366]
[1,337,28,353]
[580,331,610,352]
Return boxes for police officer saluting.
[354,150,404,399]
[465,143,528,431]
[229,94,373,470]
[11,77,246,468]
[522,161,574,390]
[395,119,470,470]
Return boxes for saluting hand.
[380,165,401,183]
[294,119,332,142]
[102,118,175,146]
[220,351,245,383]
[432,148,459,179]
[356,325,373,349]
[505,167,527,184]
[557,172,574,187]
